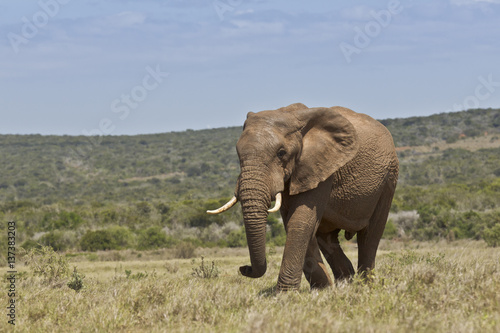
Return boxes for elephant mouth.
[206,193,282,215]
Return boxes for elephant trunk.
[238,166,271,278]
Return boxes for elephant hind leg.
[303,237,333,289]
[357,184,396,275]
[317,229,355,281]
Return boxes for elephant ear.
[278,103,308,112]
[289,107,359,195]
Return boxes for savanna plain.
[1,108,500,332]
[1,240,499,332]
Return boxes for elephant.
[207,103,399,291]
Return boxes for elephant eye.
[277,149,286,158]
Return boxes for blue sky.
[1,0,500,135]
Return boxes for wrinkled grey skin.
[213,103,398,291]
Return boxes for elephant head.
[208,103,359,278]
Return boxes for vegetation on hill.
[381,108,500,146]
[0,108,499,256]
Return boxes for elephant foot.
[307,268,333,290]
[276,282,300,292]
[332,263,355,282]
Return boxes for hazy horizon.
[1,105,497,137]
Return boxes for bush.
[450,210,482,240]
[267,215,286,246]
[80,230,118,252]
[21,239,42,251]
[382,219,398,239]
[39,231,74,252]
[483,224,500,247]
[136,202,152,216]
[125,270,149,280]
[22,246,70,284]
[225,227,247,248]
[136,226,175,250]
[67,267,85,292]
[174,241,197,259]
[99,209,118,224]
[41,211,84,230]
[107,226,135,249]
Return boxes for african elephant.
[208,103,399,291]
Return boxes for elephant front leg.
[277,179,333,292]
[277,219,316,291]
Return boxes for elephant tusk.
[268,193,282,213]
[207,196,238,214]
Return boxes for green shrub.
[21,239,42,251]
[107,225,135,248]
[450,210,482,239]
[483,224,500,247]
[41,211,84,230]
[267,215,286,246]
[382,219,398,239]
[22,246,70,284]
[99,209,118,224]
[226,227,247,248]
[156,203,170,215]
[136,226,174,250]
[79,226,134,252]
[39,231,73,252]
[125,270,149,280]
[67,267,85,292]
[136,202,152,216]
[80,230,118,251]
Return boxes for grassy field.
[2,240,500,332]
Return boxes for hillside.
[0,127,241,204]
[381,108,500,146]
[0,108,499,253]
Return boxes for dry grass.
[2,241,499,332]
